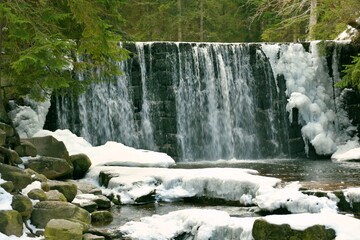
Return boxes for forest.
[0,0,360,102]
[119,0,360,42]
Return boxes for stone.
[14,140,37,157]
[11,194,33,219]
[68,180,102,195]
[73,194,111,210]
[27,188,47,201]
[0,210,23,237]
[72,199,98,213]
[24,168,48,182]
[91,211,113,226]
[42,180,77,202]
[0,129,6,146]
[24,135,69,160]
[0,181,14,193]
[31,201,91,229]
[44,219,83,240]
[70,153,92,179]
[0,146,22,165]
[0,123,15,137]
[25,156,73,180]
[135,189,156,204]
[45,190,67,202]
[83,233,105,240]
[252,219,336,240]
[99,171,118,187]
[0,163,32,190]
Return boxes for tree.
[0,0,128,106]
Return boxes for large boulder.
[0,210,23,237]
[0,163,32,190]
[14,139,37,157]
[70,154,92,179]
[11,195,33,219]
[25,156,73,180]
[24,135,69,160]
[31,201,91,229]
[44,219,83,240]
[252,219,336,240]
[42,180,77,202]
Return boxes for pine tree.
[0,0,128,106]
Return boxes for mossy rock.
[31,201,91,229]
[27,188,47,201]
[44,219,83,240]
[0,163,32,190]
[70,153,91,179]
[252,219,336,240]
[0,210,23,237]
[11,194,33,219]
[41,180,77,202]
[91,211,113,226]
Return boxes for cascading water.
[48,41,354,161]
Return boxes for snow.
[254,182,338,213]
[120,209,254,240]
[33,129,175,168]
[120,209,360,240]
[262,42,355,156]
[0,175,12,211]
[86,166,280,204]
[8,97,51,138]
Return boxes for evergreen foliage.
[0,0,128,101]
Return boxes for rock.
[0,146,22,165]
[11,194,33,219]
[27,188,47,201]
[0,181,14,193]
[25,156,73,180]
[0,163,32,190]
[73,194,111,211]
[135,189,156,204]
[99,171,118,188]
[0,129,6,146]
[14,140,37,157]
[42,180,77,202]
[72,199,98,213]
[83,233,105,240]
[70,154,91,179]
[91,211,113,226]
[0,210,23,237]
[252,219,336,240]
[0,123,15,137]
[68,180,102,195]
[24,135,69,160]
[24,168,48,182]
[31,201,91,229]
[45,190,67,202]
[105,192,121,205]
[44,219,83,240]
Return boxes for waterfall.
[49,41,353,161]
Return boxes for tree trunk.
[177,0,182,41]
[200,0,204,41]
[308,0,317,40]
